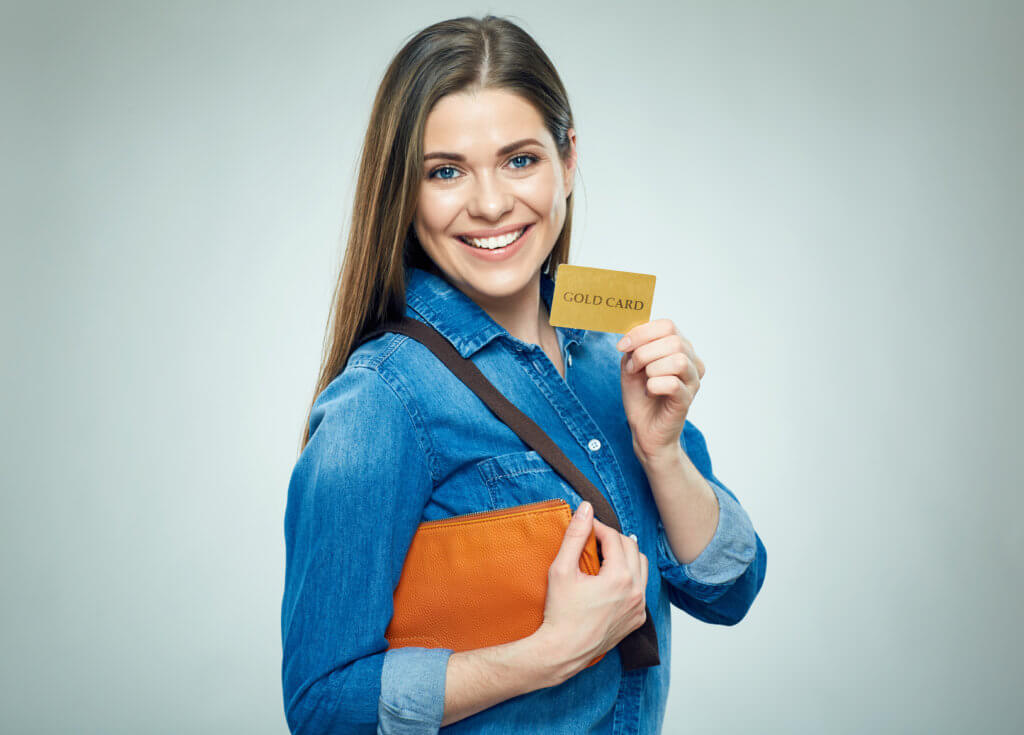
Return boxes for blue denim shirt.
[281,264,767,734]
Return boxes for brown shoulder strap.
[356,316,660,670]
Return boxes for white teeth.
[462,227,526,250]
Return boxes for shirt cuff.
[656,477,757,590]
[378,646,454,734]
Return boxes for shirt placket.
[522,347,641,540]
[515,336,649,733]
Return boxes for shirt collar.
[403,264,588,359]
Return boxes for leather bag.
[385,497,608,669]
[355,316,661,671]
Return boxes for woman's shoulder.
[294,341,437,512]
[339,328,449,391]
[302,347,439,483]
[309,330,445,434]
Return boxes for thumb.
[557,501,593,559]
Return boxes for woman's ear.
[563,127,578,196]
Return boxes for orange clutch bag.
[385,498,607,669]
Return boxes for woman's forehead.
[423,90,551,154]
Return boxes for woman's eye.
[509,154,538,169]
[428,165,461,181]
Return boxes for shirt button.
[566,352,573,367]
[587,438,602,452]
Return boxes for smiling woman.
[281,12,766,735]
[414,89,575,304]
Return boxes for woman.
[281,15,766,734]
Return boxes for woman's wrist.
[526,622,587,688]
[441,629,572,727]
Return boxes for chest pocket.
[476,450,585,512]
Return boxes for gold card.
[548,264,655,334]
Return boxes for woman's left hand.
[616,318,706,466]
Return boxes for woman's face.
[412,88,576,308]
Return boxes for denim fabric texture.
[281,264,767,734]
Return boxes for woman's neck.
[423,263,556,350]
[474,275,554,349]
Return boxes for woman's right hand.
[536,501,649,680]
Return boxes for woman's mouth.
[456,224,536,262]
[457,224,531,251]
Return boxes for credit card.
[548,264,655,333]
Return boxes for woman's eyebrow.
[424,137,543,162]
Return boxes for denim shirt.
[281,264,767,734]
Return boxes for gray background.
[2,1,1021,732]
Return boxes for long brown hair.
[298,15,578,452]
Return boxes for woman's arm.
[650,420,767,624]
[437,626,571,728]
[282,365,448,733]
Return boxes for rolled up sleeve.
[656,421,766,623]
[281,363,449,733]
[379,646,454,733]
[657,474,757,583]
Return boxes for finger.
[642,358,698,400]
[645,375,691,400]
[616,318,676,353]
[672,333,706,379]
[640,352,696,383]
[555,500,594,570]
[624,532,642,582]
[679,356,701,394]
[627,335,704,383]
[676,339,704,379]
[624,333,686,374]
[591,517,626,572]
[692,353,706,379]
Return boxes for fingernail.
[578,501,591,518]
[618,336,632,351]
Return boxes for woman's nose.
[465,172,514,220]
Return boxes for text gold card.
[548,264,655,333]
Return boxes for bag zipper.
[419,498,568,528]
